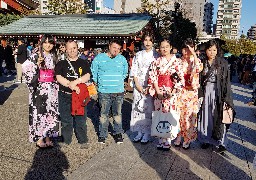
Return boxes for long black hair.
[39,34,58,64]
[202,39,220,75]
[142,32,155,43]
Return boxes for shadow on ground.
[0,84,19,105]
[24,147,69,180]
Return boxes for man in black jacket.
[0,38,14,76]
[15,38,27,83]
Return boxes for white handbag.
[151,105,180,139]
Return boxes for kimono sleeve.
[148,60,158,85]
[172,58,184,90]
[22,54,39,88]
[129,53,139,78]
[191,58,203,89]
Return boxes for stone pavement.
[0,74,255,180]
[67,80,256,180]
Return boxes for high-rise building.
[39,0,48,14]
[215,0,242,39]
[84,0,103,13]
[181,0,213,35]
[247,25,256,42]
[114,0,175,14]
[114,0,213,36]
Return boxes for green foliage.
[0,13,22,27]
[137,0,197,49]
[137,0,173,41]
[47,0,88,15]
[221,36,256,56]
[169,15,197,50]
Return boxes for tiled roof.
[0,13,152,36]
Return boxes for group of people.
[21,34,127,149]
[18,32,234,153]
[129,33,234,153]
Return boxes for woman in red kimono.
[148,39,184,150]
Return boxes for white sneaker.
[133,132,143,142]
[141,133,150,144]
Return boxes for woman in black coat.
[198,40,234,153]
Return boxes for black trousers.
[59,91,88,144]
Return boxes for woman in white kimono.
[130,33,158,144]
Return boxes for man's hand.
[69,80,78,91]
[73,86,80,94]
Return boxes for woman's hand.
[136,84,144,93]
[156,91,171,100]
[187,45,196,56]
[37,54,44,67]
[166,89,175,97]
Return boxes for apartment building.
[85,0,103,13]
[248,25,256,42]
[114,0,176,14]
[181,0,214,35]
[114,0,213,36]
[215,0,242,39]
[38,0,48,14]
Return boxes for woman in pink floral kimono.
[22,34,59,148]
[173,38,203,149]
[148,39,184,150]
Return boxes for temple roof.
[0,13,152,37]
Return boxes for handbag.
[38,69,54,82]
[222,102,233,124]
[151,104,180,139]
[87,83,97,96]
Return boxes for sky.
[103,0,255,34]
[211,0,255,34]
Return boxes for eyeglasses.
[60,46,65,49]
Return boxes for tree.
[137,0,197,49]
[169,3,197,50]
[47,0,88,15]
[221,35,256,56]
[137,0,173,41]
[0,13,21,27]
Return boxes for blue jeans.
[59,91,88,144]
[98,93,124,139]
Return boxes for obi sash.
[38,69,54,82]
[158,74,173,88]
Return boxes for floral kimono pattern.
[178,57,203,144]
[129,50,158,134]
[148,55,184,116]
[22,52,59,142]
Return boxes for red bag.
[71,84,90,116]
